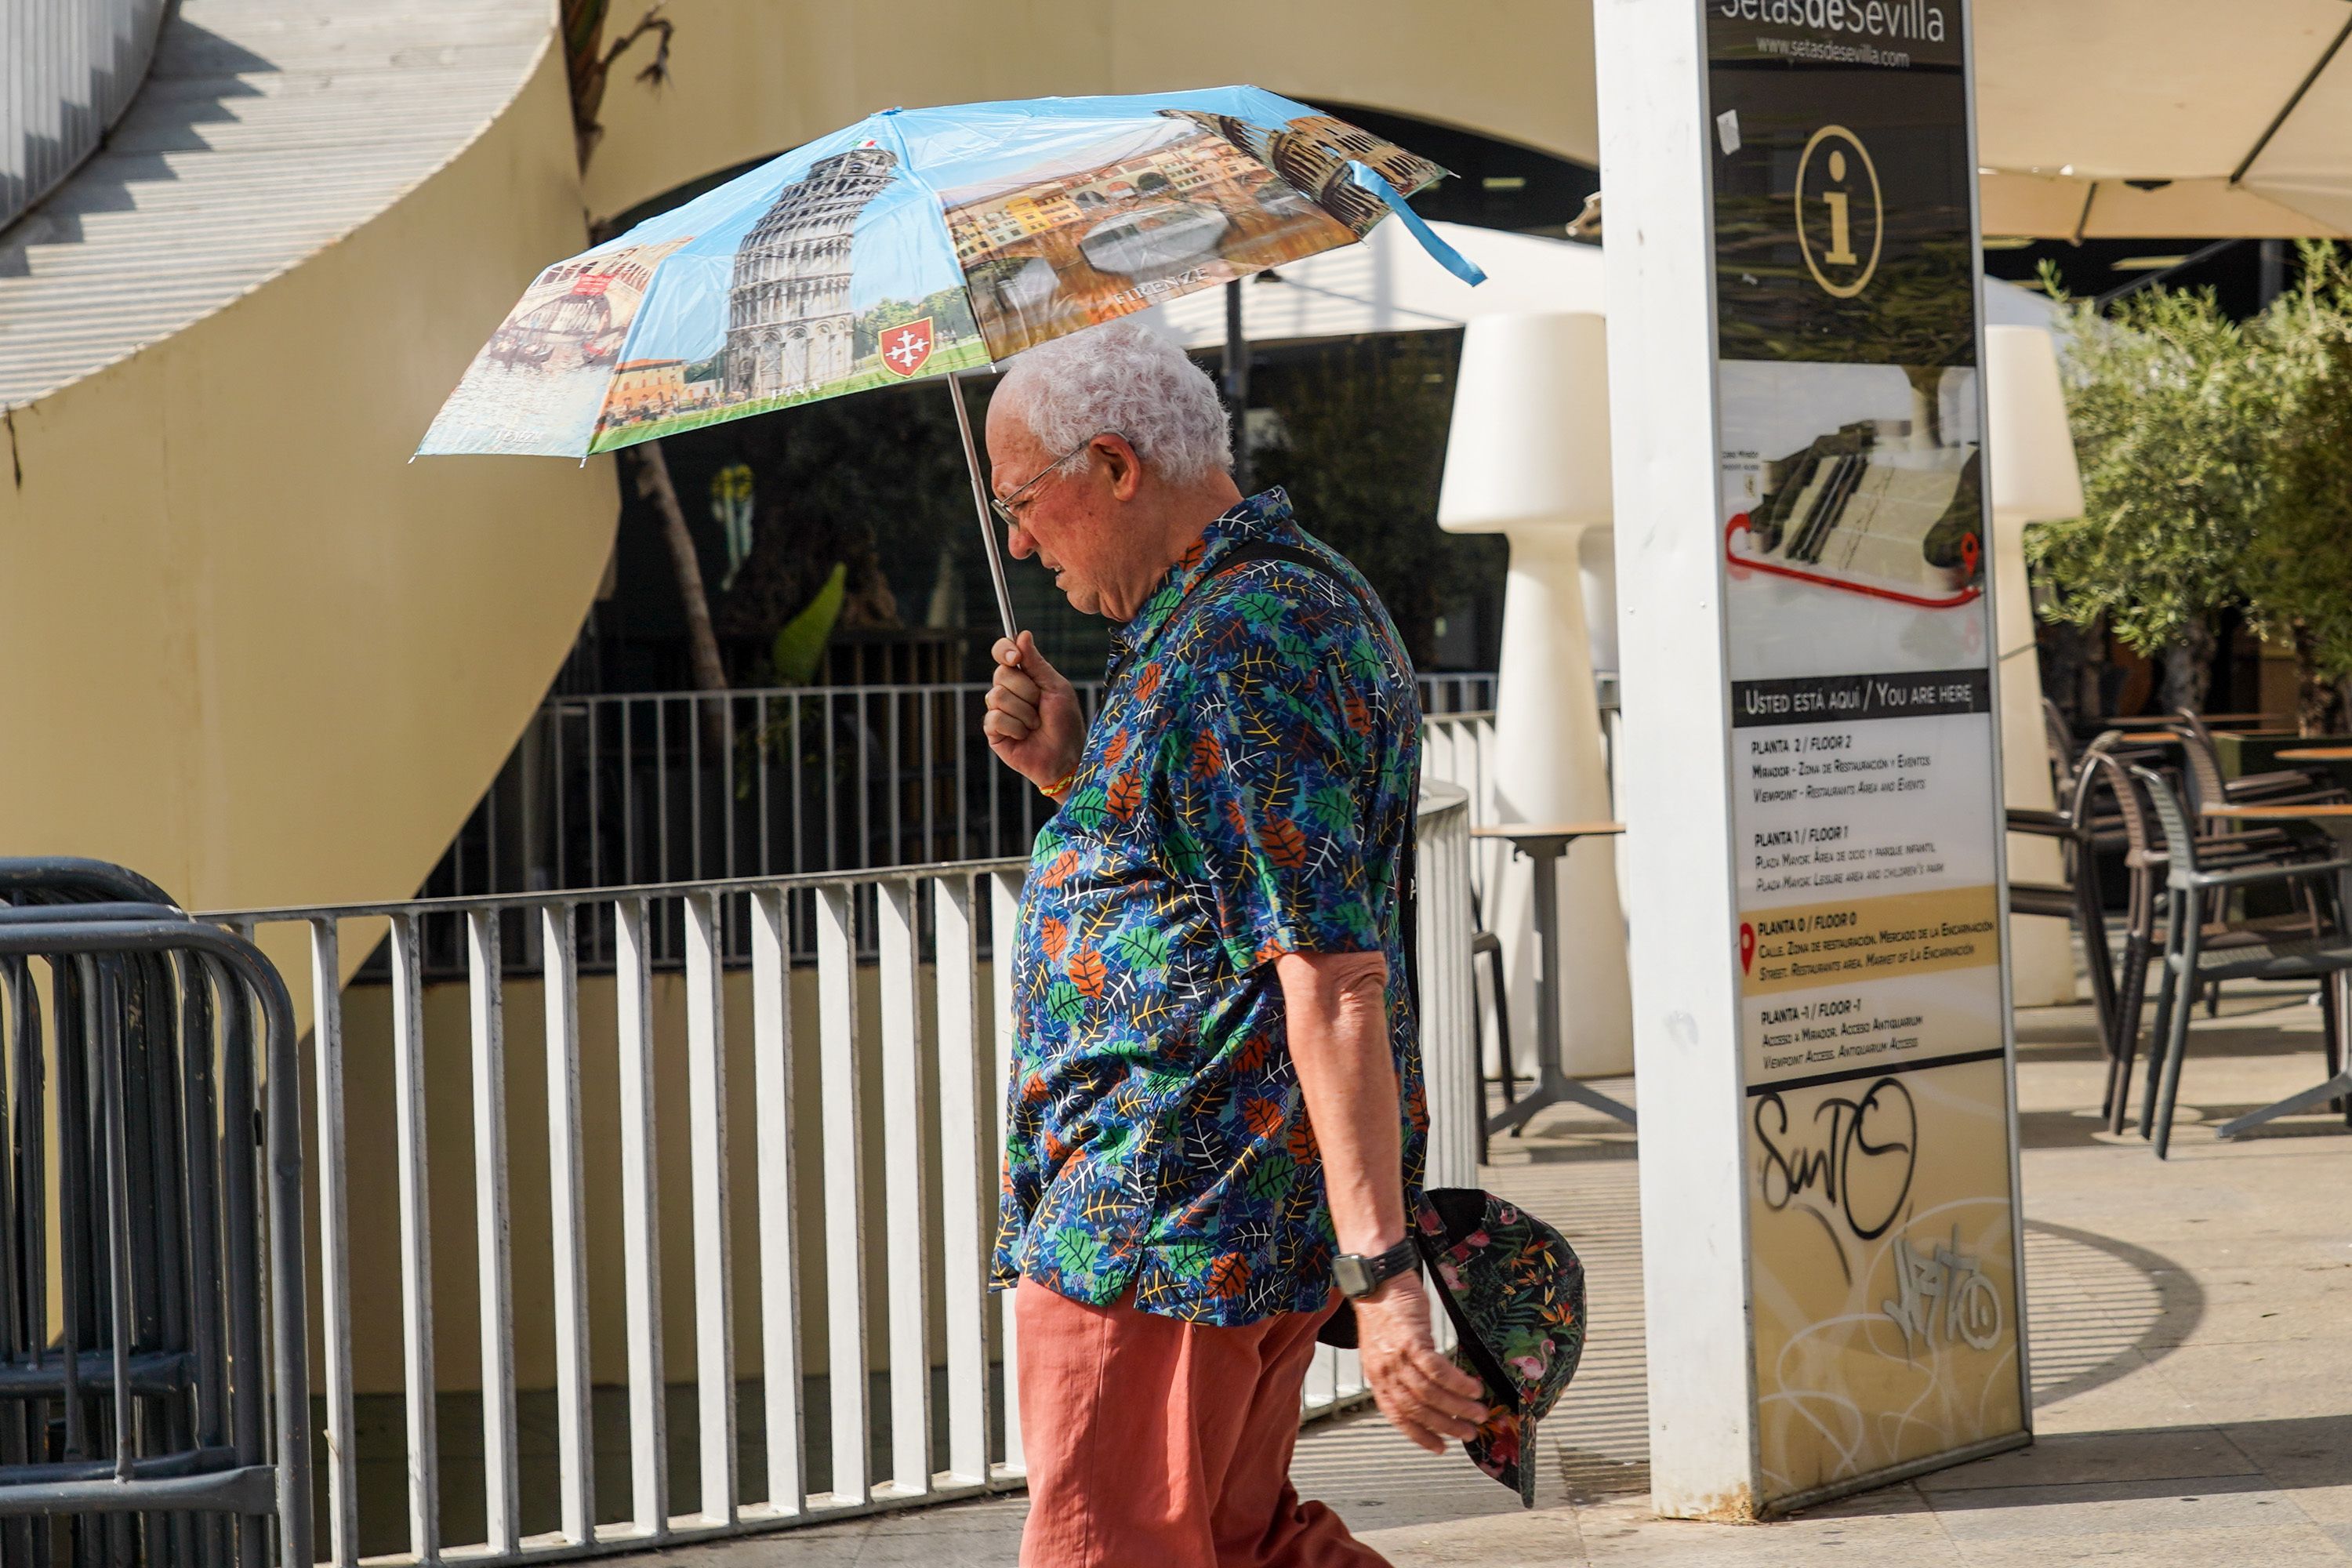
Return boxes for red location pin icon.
[1739,922,1757,974]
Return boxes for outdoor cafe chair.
[2007,750,2118,1059]
[2172,708,2350,817]
[2130,765,2352,1159]
[2091,753,2337,1131]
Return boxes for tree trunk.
[2291,622,2341,736]
[2158,619,2216,716]
[630,441,729,693]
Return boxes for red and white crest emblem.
[880,317,935,377]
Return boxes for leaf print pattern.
[991,489,1425,1327]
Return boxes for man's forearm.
[1276,949,1404,1256]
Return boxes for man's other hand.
[1352,1272,1490,1455]
[984,632,1083,791]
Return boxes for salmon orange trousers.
[1014,1279,1394,1568]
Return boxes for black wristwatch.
[1332,1238,1421,1300]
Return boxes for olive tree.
[2028,274,2269,714]
[2239,242,2352,732]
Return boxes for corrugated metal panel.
[0,0,552,407]
[2,0,170,235]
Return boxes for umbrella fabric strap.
[1345,162,1489,289]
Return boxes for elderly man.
[981,321,1486,1568]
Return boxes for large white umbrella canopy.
[1136,219,1603,348]
[1136,219,2055,349]
[1976,0,2352,236]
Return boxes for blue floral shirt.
[991,489,1425,1325]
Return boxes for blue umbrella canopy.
[418,85,1482,460]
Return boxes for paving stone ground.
[637,984,2352,1565]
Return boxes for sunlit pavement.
[647,985,2352,1565]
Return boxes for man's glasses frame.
[989,430,1126,531]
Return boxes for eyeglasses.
[989,430,1123,530]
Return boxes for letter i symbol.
[1824,150,1858,265]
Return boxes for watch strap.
[1340,1236,1423,1298]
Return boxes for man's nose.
[1006,521,1036,560]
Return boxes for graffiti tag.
[1882,1225,2003,1355]
[1754,1076,1918,1244]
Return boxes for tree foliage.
[2030,244,2352,724]
[2027,273,2265,710]
[2237,244,2352,725]
[1254,334,1503,666]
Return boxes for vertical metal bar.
[174,953,227,1568]
[212,963,265,1568]
[858,692,875,869]
[724,698,740,880]
[622,701,637,886]
[954,689,971,862]
[615,897,669,1535]
[878,880,931,1496]
[823,691,839,873]
[658,699,673,887]
[921,692,938,863]
[248,939,318,1568]
[757,694,774,875]
[86,961,133,1482]
[791,692,806,874]
[554,705,569,889]
[590,700,604,895]
[815,885,868,1504]
[543,906,595,1544]
[933,876,989,1485]
[685,893,738,1524]
[467,911,519,1555]
[308,921,359,1564]
[751,890,806,1517]
[55,955,89,1466]
[886,690,903,866]
[388,915,440,1563]
[689,697,705,881]
[989,869,1025,1475]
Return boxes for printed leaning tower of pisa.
[725,145,900,401]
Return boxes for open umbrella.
[416,85,1485,640]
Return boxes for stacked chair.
[0,858,310,1566]
[2124,769,2352,1158]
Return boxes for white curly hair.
[998,319,1233,485]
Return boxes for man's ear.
[1101,434,1145,501]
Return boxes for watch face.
[1334,1254,1372,1298]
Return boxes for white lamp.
[1985,325,2087,1007]
[1439,312,1633,1076]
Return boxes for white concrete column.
[1440,312,1634,1078]
[1591,0,1759,1512]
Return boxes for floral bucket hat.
[1412,1188,1587,1507]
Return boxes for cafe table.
[1470,822,1636,1138]
[2274,746,2352,763]
[2196,801,2352,1138]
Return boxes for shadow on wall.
[0,22,277,284]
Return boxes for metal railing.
[211,789,1478,1566]
[0,862,313,1567]
[426,674,1500,902]
[2,0,170,233]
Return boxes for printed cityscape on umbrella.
[419,87,1444,459]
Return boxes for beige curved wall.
[0,42,615,920]
[579,0,1599,227]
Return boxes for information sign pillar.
[1596,0,2030,1518]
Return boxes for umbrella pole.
[948,371,1020,644]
